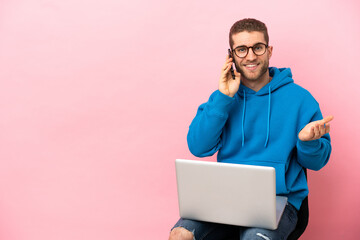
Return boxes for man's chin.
[239,71,262,81]
[238,66,268,81]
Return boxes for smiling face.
[231,31,273,88]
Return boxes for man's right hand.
[219,55,241,98]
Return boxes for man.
[169,18,333,240]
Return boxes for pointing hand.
[298,116,334,141]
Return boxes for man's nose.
[245,48,257,61]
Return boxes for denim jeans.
[172,203,298,240]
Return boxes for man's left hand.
[298,116,334,141]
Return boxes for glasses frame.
[232,43,269,58]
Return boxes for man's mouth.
[244,63,260,71]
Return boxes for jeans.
[172,203,298,240]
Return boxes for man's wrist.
[219,89,234,98]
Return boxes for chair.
[226,168,309,240]
[287,168,309,239]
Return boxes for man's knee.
[241,229,272,240]
[169,227,194,240]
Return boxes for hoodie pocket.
[270,162,289,195]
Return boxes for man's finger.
[314,124,320,139]
[222,62,230,71]
[225,54,233,63]
[321,115,334,125]
[320,124,326,136]
[325,124,331,134]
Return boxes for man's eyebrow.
[233,42,265,48]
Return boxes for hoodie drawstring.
[241,86,271,148]
[241,89,246,147]
[264,86,271,147]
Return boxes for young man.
[169,18,333,240]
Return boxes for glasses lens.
[253,43,266,56]
[234,46,248,58]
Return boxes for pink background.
[0,0,359,239]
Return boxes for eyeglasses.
[232,43,268,58]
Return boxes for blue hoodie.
[187,67,331,210]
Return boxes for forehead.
[232,31,266,47]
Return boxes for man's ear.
[268,46,273,59]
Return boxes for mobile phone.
[228,49,235,80]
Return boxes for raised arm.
[297,113,333,171]
[187,54,241,157]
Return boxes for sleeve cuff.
[207,90,235,116]
[297,138,321,153]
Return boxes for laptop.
[175,159,288,230]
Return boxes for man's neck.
[241,72,271,92]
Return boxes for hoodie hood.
[237,67,294,147]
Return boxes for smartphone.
[228,49,236,80]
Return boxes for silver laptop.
[175,159,288,230]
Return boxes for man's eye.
[237,48,247,52]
